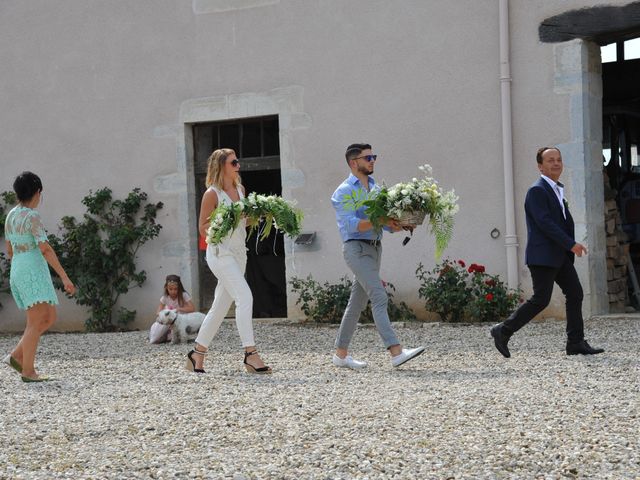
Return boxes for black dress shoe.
[491,324,511,358]
[566,340,604,355]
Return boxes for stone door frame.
[175,86,310,309]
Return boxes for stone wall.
[604,196,629,312]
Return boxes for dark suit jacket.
[524,177,576,267]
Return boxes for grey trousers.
[335,241,400,349]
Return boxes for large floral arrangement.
[345,165,459,258]
[206,192,303,245]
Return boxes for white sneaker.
[332,354,367,370]
[391,347,426,367]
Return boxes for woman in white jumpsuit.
[186,148,272,374]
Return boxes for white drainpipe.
[500,0,519,289]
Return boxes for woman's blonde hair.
[205,148,241,189]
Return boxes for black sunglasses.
[354,155,377,162]
[230,159,240,166]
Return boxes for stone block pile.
[605,198,630,312]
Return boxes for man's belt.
[345,239,381,247]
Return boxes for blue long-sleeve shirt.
[331,174,383,243]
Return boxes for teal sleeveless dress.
[4,205,58,310]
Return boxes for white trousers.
[195,248,255,348]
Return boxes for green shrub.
[290,275,416,324]
[416,259,521,323]
[48,187,163,331]
[416,259,470,322]
[0,191,17,233]
[0,252,10,308]
[0,191,17,309]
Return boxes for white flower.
[419,164,433,176]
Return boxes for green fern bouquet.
[344,165,458,258]
[206,201,246,245]
[244,192,304,240]
[206,193,303,245]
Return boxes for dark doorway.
[242,170,287,318]
[602,37,640,311]
[192,116,286,317]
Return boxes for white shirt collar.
[540,175,565,217]
[540,175,562,191]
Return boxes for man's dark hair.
[536,146,561,164]
[13,171,43,202]
[345,143,372,163]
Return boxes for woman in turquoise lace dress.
[2,172,75,382]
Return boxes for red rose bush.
[416,259,521,322]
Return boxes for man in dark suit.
[491,147,604,357]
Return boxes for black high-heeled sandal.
[243,350,272,374]
[186,348,207,373]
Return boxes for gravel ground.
[0,317,638,479]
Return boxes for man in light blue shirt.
[332,173,383,243]
[330,143,425,369]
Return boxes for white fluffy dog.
[156,309,205,344]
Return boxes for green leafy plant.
[416,259,521,323]
[48,187,163,332]
[0,191,17,233]
[416,259,471,322]
[290,275,416,324]
[0,191,17,309]
[0,252,10,308]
